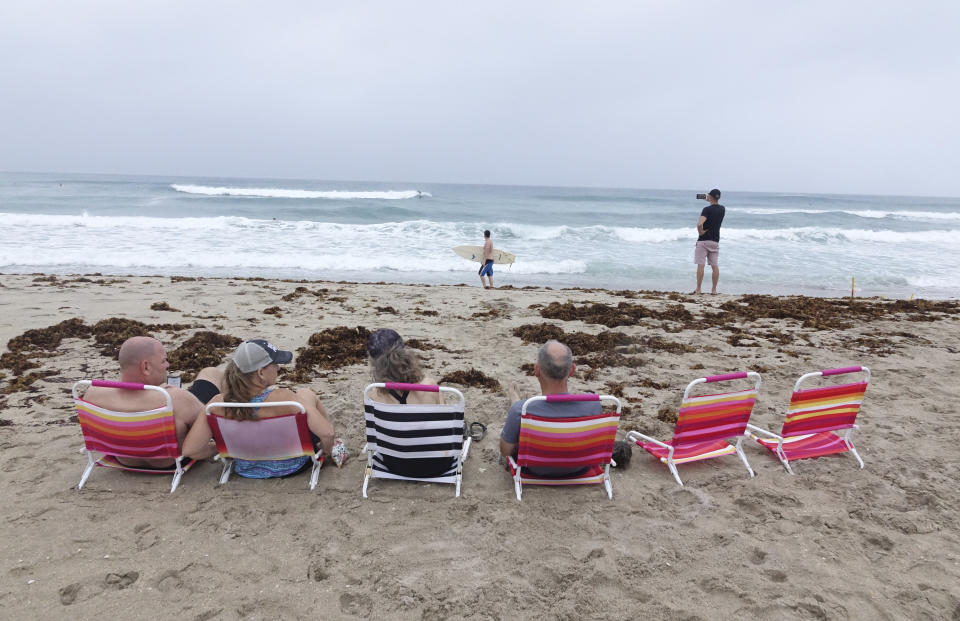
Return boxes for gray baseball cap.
[233,339,293,373]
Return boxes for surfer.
[479,230,495,289]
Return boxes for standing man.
[479,229,495,289]
[695,188,725,294]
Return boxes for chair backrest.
[671,372,761,447]
[363,382,466,459]
[205,401,312,461]
[73,380,180,460]
[782,366,870,438]
[516,394,622,469]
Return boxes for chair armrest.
[626,431,672,453]
[745,423,781,440]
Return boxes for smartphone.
[696,193,707,200]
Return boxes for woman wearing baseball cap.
[183,339,346,477]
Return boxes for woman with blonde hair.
[183,339,342,478]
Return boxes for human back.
[697,202,725,242]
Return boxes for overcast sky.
[1,1,957,196]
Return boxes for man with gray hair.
[499,340,603,475]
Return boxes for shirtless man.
[81,336,221,466]
[479,229,495,289]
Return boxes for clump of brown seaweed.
[167,332,242,382]
[439,369,501,391]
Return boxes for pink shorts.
[694,241,719,266]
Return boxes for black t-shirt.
[698,203,725,242]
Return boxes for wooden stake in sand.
[851,276,855,304]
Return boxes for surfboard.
[452,245,516,265]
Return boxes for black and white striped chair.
[362,382,470,497]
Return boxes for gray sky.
[1,1,958,196]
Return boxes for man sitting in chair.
[499,339,602,476]
[81,336,221,467]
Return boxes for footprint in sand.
[59,583,81,605]
[339,592,373,617]
[104,571,139,589]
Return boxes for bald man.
[80,336,221,467]
[499,339,602,476]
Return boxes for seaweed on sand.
[167,332,242,382]
[540,301,694,328]
[286,326,372,382]
[92,318,192,358]
[439,369,501,392]
[2,318,92,377]
[151,302,180,312]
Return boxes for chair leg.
[218,459,233,485]
[78,452,96,490]
[735,437,755,478]
[362,466,371,498]
[844,430,865,468]
[455,472,462,498]
[170,458,185,494]
[309,457,321,490]
[776,448,794,474]
[603,465,613,500]
[666,458,683,486]
[514,473,522,501]
[460,437,472,463]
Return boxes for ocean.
[1,171,957,298]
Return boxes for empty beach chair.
[73,380,195,493]
[362,382,470,498]
[626,372,761,486]
[507,394,622,501]
[746,366,869,474]
[206,401,324,489]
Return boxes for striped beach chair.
[507,394,622,501]
[362,382,470,498]
[206,401,324,489]
[746,366,869,474]
[627,372,761,486]
[73,380,195,493]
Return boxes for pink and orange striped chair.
[627,371,761,486]
[206,400,324,489]
[746,366,869,474]
[507,394,622,501]
[73,380,195,493]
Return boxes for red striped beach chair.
[73,380,195,493]
[362,383,470,498]
[206,401,324,489]
[746,366,869,474]
[507,394,622,501]
[626,372,761,486]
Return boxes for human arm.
[499,401,522,460]
[181,396,218,460]
[696,215,707,236]
[294,387,336,457]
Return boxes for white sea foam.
[171,184,428,200]
[736,207,960,221]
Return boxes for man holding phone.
[694,188,724,294]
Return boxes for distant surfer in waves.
[416,190,423,198]
[479,229,495,289]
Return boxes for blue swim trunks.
[479,260,493,277]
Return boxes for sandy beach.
[0,272,958,620]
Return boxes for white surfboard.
[452,245,516,265]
